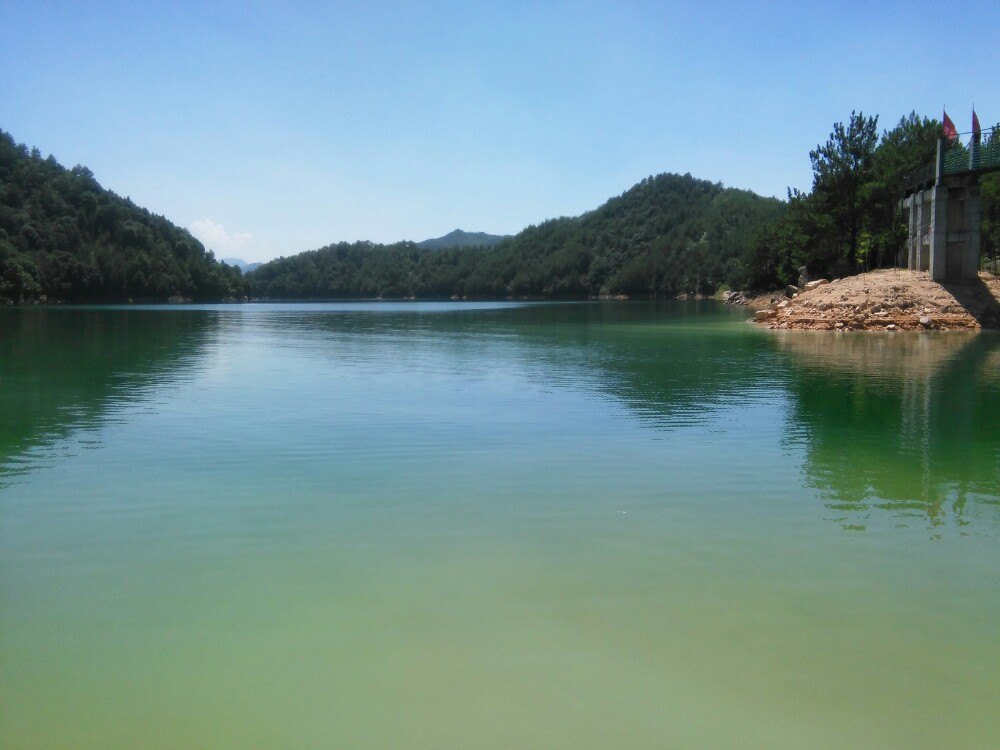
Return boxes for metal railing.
[942,124,1000,176]
[901,124,1000,196]
[902,163,935,195]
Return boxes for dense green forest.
[251,110,999,300]
[0,129,247,303]
[250,174,786,299]
[742,111,1000,289]
[3,111,996,304]
[417,229,509,250]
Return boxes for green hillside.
[0,129,247,303]
[250,110,1000,300]
[7,109,968,305]
[250,173,785,299]
[417,229,510,250]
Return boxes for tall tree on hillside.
[873,112,940,187]
[808,111,879,275]
[868,112,940,267]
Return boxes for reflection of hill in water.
[474,302,778,429]
[2,304,996,535]
[0,309,211,483]
[777,332,1000,532]
[514,314,998,534]
[248,301,770,430]
[2,303,756,483]
[984,346,1000,383]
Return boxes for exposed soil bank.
[749,270,1000,331]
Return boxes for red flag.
[972,109,981,139]
[942,111,958,142]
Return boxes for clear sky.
[2,1,998,263]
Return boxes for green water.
[1,302,997,749]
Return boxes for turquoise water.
[1,302,998,748]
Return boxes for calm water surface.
[1,302,998,749]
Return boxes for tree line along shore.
[2,112,998,308]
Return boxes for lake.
[1,302,998,749]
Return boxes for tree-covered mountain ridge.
[249,110,1000,300]
[417,229,510,250]
[250,173,786,300]
[0,129,247,303]
[9,109,980,304]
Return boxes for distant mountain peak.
[417,229,509,250]
[222,258,262,274]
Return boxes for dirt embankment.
[747,269,1000,331]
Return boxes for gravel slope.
[751,270,1000,331]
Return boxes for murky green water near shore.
[1,302,998,749]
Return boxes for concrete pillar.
[915,192,928,271]
[965,185,981,278]
[906,195,918,270]
[929,185,948,281]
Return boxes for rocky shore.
[740,269,1000,331]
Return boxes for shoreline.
[743,269,1000,332]
[0,292,724,306]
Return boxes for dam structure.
[900,124,999,282]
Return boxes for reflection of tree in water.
[0,309,213,485]
[1,303,755,486]
[248,303,1000,535]
[260,300,771,430]
[486,301,777,429]
[4,303,995,536]
[777,331,1000,533]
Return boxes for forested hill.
[249,173,786,299]
[0,130,247,303]
[417,229,510,250]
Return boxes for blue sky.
[2,1,998,262]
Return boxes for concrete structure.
[900,181,981,281]
[900,139,984,282]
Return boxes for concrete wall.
[902,182,981,281]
